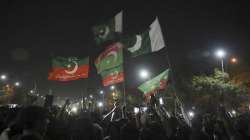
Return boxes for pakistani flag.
[95,42,123,73]
[93,11,123,45]
[126,18,165,57]
[138,69,170,96]
[100,65,124,86]
[48,57,89,81]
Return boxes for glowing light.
[97,102,103,107]
[110,85,115,90]
[89,94,93,98]
[188,111,195,118]
[215,49,226,58]
[71,107,78,113]
[232,110,236,115]
[134,107,139,114]
[100,90,104,94]
[139,69,149,79]
[231,57,237,63]
[1,75,7,80]
[30,90,34,94]
[14,82,20,87]
[142,107,148,112]
[159,97,164,105]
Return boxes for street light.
[231,57,238,64]
[100,90,104,94]
[1,74,7,80]
[110,85,115,90]
[14,82,20,87]
[215,49,226,73]
[89,94,93,99]
[139,69,149,80]
[97,101,103,107]
[188,111,195,119]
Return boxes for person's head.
[15,106,48,136]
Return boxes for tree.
[191,69,246,112]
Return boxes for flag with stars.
[95,42,123,74]
[138,69,170,96]
[48,57,89,81]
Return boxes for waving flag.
[100,65,124,86]
[48,57,89,81]
[95,42,123,74]
[92,11,123,45]
[125,18,165,57]
[138,69,170,96]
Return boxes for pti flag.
[100,65,124,86]
[92,11,123,45]
[48,57,89,81]
[138,69,170,96]
[95,42,123,74]
[126,18,165,57]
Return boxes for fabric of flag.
[48,57,89,81]
[92,11,123,45]
[138,69,170,96]
[95,42,123,74]
[126,18,165,57]
[100,65,124,86]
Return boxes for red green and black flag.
[100,65,124,86]
[48,57,89,81]
[138,69,170,96]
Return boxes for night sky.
[3,0,250,97]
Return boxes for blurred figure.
[0,106,49,140]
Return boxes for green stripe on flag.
[138,69,170,95]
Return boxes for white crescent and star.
[128,35,142,52]
[99,26,110,39]
[65,60,78,74]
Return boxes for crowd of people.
[0,96,250,140]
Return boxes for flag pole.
[159,17,183,116]
[122,81,126,106]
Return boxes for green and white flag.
[138,69,170,96]
[126,18,165,57]
[92,11,123,45]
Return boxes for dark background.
[2,0,250,97]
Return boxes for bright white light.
[30,90,34,94]
[142,107,148,112]
[71,107,78,113]
[89,94,93,98]
[97,102,103,107]
[100,90,104,94]
[159,97,164,105]
[110,85,115,90]
[215,49,226,58]
[14,82,20,87]
[188,111,195,118]
[139,69,149,79]
[134,107,139,114]
[232,110,236,115]
[1,75,7,80]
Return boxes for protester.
[1,99,250,140]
